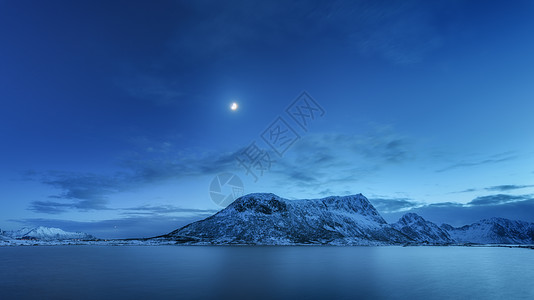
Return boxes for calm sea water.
[0,246,533,299]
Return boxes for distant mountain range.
[162,193,534,245]
[2,193,534,246]
[442,218,534,244]
[0,226,95,241]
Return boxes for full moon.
[230,102,238,111]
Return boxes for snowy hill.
[2,226,96,241]
[165,193,411,245]
[392,213,453,244]
[441,218,534,244]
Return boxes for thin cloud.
[467,194,531,206]
[369,197,420,213]
[344,0,444,64]
[436,152,517,173]
[452,184,533,194]
[173,1,446,65]
[123,205,219,215]
[453,188,478,194]
[381,194,534,226]
[485,185,534,192]
[10,214,212,239]
[427,202,463,208]
[119,1,450,107]
[27,126,409,215]
[29,199,109,214]
[25,149,241,214]
[268,129,413,190]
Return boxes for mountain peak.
[319,194,379,216]
[229,193,287,215]
[235,193,280,200]
[393,213,453,244]
[397,212,425,225]
[226,193,378,217]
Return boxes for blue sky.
[1,0,533,238]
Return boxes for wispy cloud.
[25,125,412,214]
[453,188,478,194]
[485,185,534,192]
[11,214,212,239]
[268,128,413,190]
[112,1,451,108]
[25,149,241,214]
[382,193,534,226]
[21,202,219,238]
[369,197,420,213]
[453,184,534,194]
[122,205,219,216]
[427,202,464,208]
[25,171,128,213]
[173,0,446,65]
[467,194,532,206]
[436,152,517,173]
[342,1,444,64]
[29,199,110,214]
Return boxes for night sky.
[1,0,533,238]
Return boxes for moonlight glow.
[230,102,238,111]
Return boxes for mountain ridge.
[163,193,534,246]
[0,226,96,241]
[392,213,453,244]
[3,193,533,246]
[166,193,411,245]
[441,218,534,244]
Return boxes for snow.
[2,194,534,247]
[442,218,534,244]
[392,213,453,244]
[0,226,95,242]
[166,193,411,245]
[163,193,534,246]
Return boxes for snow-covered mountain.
[165,193,411,245]
[4,193,533,246]
[163,193,534,246]
[1,226,96,241]
[392,213,453,244]
[0,230,9,241]
[441,218,534,244]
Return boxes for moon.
[230,102,238,111]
